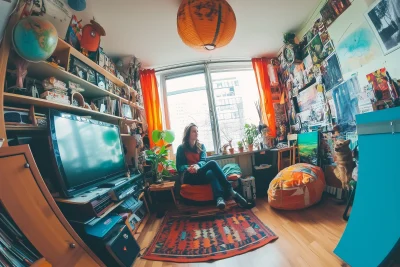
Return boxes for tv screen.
[49,110,126,197]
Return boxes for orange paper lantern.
[177,0,236,51]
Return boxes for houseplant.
[244,123,259,152]
[237,140,244,153]
[145,130,176,184]
[228,140,234,154]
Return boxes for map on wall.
[336,21,382,74]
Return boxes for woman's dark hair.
[182,123,202,153]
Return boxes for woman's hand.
[187,164,200,174]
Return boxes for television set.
[48,109,127,197]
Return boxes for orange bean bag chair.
[268,163,326,210]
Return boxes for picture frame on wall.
[365,0,400,55]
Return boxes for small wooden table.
[147,181,177,206]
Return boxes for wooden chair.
[287,134,299,165]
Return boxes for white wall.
[298,0,400,88]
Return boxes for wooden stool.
[147,181,177,207]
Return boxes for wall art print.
[336,21,382,74]
[365,0,400,55]
[331,76,361,133]
[321,53,343,92]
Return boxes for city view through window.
[165,70,260,153]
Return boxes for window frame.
[158,62,255,154]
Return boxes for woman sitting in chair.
[176,123,247,209]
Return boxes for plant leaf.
[152,130,162,143]
[145,150,155,155]
[164,130,175,143]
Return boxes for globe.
[13,16,58,62]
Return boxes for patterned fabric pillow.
[222,163,242,181]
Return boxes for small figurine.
[81,18,106,53]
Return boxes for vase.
[248,144,254,152]
[229,148,234,154]
[154,172,164,184]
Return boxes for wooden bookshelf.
[4,93,123,123]
[5,125,46,131]
[27,61,126,100]
[59,38,128,90]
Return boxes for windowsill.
[207,148,272,160]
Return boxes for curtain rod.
[154,59,252,73]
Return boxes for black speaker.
[105,225,141,267]
[72,214,141,267]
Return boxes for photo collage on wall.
[276,0,400,172]
[279,16,345,135]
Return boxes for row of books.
[0,204,41,267]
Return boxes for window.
[160,64,260,153]
[164,73,215,152]
[211,70,260,148]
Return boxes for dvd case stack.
[0,204,41,266]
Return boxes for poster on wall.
[309,35,329,64]
[320,0,352,27]
[336,21,382,74]
[298,132,319,166]
[365,0,400,55]
[366,68,396,100]
[331,76,361,133]
[297,83,327,127]
[321,53,343,92]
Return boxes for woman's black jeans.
[183,160,232,200]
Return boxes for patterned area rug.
[142,208,278,262]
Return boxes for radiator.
[214,157,236,168]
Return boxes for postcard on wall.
[365,0,400,55]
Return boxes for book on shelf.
[0,204,41,267]
[91,96,120,117]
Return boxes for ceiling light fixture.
[177,0,236,51]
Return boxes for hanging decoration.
[68,0,86,11]
[177,0,236,51]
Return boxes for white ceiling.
[74,0,321,68]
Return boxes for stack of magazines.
[0,204,41,266]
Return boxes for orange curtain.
[139,69,163,148]
[252,58,277,138]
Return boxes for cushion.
[268,163,326,210]
[222,163,242,181]
[180,180,239,202]
[180,184,214,202]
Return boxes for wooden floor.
[134,195,348,267]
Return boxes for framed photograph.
[96,73,106,89]
[87,68,96,85]
[365,0,400,55]
[121,103,133,119]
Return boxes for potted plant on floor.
[146,130,176,184]
[244,123,259,152]
[237,141,244,153]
